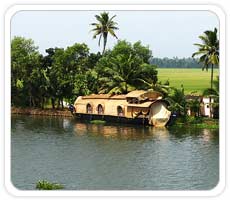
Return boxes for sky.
[11,10,219,58]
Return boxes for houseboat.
[71,90,171,127]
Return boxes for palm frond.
[199,35,209,44]
[192,50,208,57]
[90,23,99,26]
[92,30,101,39]
[109,15,117,22]
[108,29,118,39]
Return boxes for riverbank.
[171,122,219,129]
[170,116,219,129]
[11,107,73,117]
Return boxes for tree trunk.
[61,99,64,109]
[211,64,214,89]
[51,98,55,109]
[209,96,212,118]
[57,98,60,109]
[210,64,214,118]
[29,96,32,107]
[31,96,35,107]
[102,33,107,54]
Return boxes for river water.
[11,115,219,190]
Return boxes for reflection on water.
[202,129,216,143]
[74,122,170,140]
[11,115,219,190]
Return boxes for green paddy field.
[157,68,219,94]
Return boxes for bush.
[174,116,203,124]
[186,116,203,124]
[36,180,64,190]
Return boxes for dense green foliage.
[11,37,157,108]
[165,86,187,116]
[95,40,158,94]
[11,36,102,108]
[36,180,64,190]
[11,37,45,107]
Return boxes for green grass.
[157,68,219,94]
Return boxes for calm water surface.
[11,115,219,190]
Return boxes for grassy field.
[157,68,219,95]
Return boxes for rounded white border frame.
[4,4,226,197]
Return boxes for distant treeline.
[150,57,203,68]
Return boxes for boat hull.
[73,113,149,125]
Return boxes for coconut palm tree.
[90,12,119,54]
[192,28,219,89]
[97,53,140,94]
[165,85,187,117]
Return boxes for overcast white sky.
[11,10,219,58]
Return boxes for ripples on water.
[11,115,219,190]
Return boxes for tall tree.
[192,28,219,89]
[42,44,99,108]
[48,43,90,108]
[90,12,119,54]
[11,36,44,107]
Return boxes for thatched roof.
[126,90,162,100]
[126,90,146,98]
[112,95,127,99]
[80,90,162,102]
[144,91,163,100]
[82,94,112,99]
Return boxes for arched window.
[86,104,92,114]
[97,104,104,115]
[117,106,124,116]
